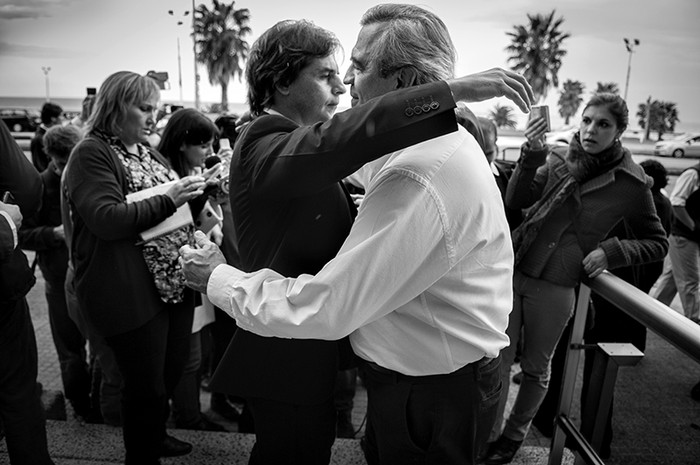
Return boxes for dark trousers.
[246,395,336,465]
[0,298,54,465]
[360,356,501,465]
[105,302,193,465]
[42,267,91,413]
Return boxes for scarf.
[511,134,625,267]
[566,132,624,183]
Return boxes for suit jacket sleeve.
[0,122,43,218]
[239,81,458,198]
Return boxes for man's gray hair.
[360,3,456,84]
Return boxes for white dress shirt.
[208,126,513,376]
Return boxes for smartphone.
[219,138,231,150]
[530,105,551,132]
[86,87,97,96]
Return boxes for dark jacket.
[63,135,180,337]
[507,143,668,287]
[18,161,68,282]
[0,122,43,307]
[210,81,459,404]
[30,126,49,173]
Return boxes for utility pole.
[168,10,188,106]
[41,66,51,102]
[623,38,640,102]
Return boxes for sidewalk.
[2,254,699,464]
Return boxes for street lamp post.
[42,66,51,102]
[191,0,200,110]
[623,38,640,102]
[168,10,189,106]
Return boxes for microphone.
[202,154,230,197]
[204,155,221,169]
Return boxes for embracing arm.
[201,171,452,340]
[244,69,533,198]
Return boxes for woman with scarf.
[482,93,668,465]
[64,71,208,465]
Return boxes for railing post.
[579,343,643,462]
[549,284,591,465]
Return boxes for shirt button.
[405,108,414,117]
[413,106,423,115]
[422,103,431,113]
[548,242,556,249]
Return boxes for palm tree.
[637,99,680,141]
[193,0,251,112]
[505,10,570,104]
[595,82,620,95]
[489,103,518,129]
[557,79,584,125]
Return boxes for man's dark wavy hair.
[246,20,341,116]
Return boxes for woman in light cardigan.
[483,93,668,465]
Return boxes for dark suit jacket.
[209,81,458,404]
[1,122,43,307]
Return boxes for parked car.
[545,126,577,146]
[654,133,700,158]
[1,108,40,132]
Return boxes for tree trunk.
[220,80,229,112]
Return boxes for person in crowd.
[69,94,96,132]
[651,158,700,324]
[18,124,97,422]
[181,5,533,464]
[204,114,253,430]
[156,107,227,432]
[455,106,521,230]
[31,102,64,172]
[0,120,55,464]
[531,158,674,455]
[483,93,668,464]
[63,70,209,465]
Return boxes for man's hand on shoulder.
[447,68,534,113]
[179,230,227,294]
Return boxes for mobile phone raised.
[530,105,551,132]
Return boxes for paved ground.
[2,252,699,464]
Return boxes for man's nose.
[343,67,353,85]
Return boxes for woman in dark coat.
[483,93,668,464]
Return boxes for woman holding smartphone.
[482,93,668,464]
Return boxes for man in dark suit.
[0,120,55,464]
[182,8,531,465]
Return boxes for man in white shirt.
[651,163,700,323]
[181,4,522,463]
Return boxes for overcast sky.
[1,0,698,130]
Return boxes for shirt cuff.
[206,263,253,328]
[0,211,18,250]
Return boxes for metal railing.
[548,271,700,465]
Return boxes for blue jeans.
[360,356,501,465]
[490,270,575,442]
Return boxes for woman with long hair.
[483,93,668,464]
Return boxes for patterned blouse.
[96,130,194,304]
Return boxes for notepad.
[126,180,193,242]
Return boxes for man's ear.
[275,82,291,96]
[395,67,418,89]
